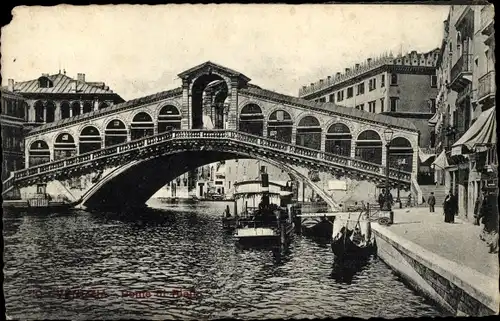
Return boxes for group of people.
[427,187,498,254]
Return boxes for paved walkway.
[385,206,498,279]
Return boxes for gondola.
[330,207,376,261]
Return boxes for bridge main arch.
[77,145,340,211]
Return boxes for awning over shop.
[428,112,440,127]
[419,147,435,163]
[431,150,449,169]
[452,107,496,156]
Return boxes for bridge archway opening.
[28,140,50,166]
[71,102,81,117]
[158,105,181,133]
[191,74,227,129]
[54,133,77,160]
[325,123,351,157]
[268,110,293,143]
[130,112,154,140]
[105,119,127,147]
[239,104,264,136]
[389,137,413,172]
[34,101,44,123]
[79,126,102,154]
[83,101,93,114]
[210,83,228,129]
[60,101,71,119]
[296,116,321,150]
[355,130,382,164]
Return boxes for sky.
[2,4,451,101]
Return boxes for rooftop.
[4,72,123,97]
[299,48,440,97]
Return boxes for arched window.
[105,119,127,147]
[83,101,93,114]
[267,110,293,143]
[239,104,264,136]
[34,101,44,123]
[355,130,382,164]
[71,101,81,117]
[54,133,77,160]
[79,126,102,154]
[389,137,413,172]
[29,140,50,167]
[98,102,109,110]
[60,101,71,119]
[158,105,181,133]
[45,101,56,123]
[130,112,154,140]
[296,116,321,150]
[325,123,352,157]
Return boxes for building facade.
[298,50,440,183]
[432,4,496,220]
[6,71,124,126]
[1,88,27,181]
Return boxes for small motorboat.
[300,215,334,239]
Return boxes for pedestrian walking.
[427,192,436,213]
[443,190,456,223]
[473,187,485,225]
[406,194,412,207]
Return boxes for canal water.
[3,201,448,320]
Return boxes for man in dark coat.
[428,192,436,213]
[378,189,386,210]
[443,190,456,223]
[478,187,499,253]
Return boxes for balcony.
[450,54,473,91]
[477,71,496,104]
[480,5,494,38]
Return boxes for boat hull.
[300,217,334,239]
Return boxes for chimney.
[310,83,314,86]
[302,86,307,90]
[41,73,49,77]
[77,73,85,82]
[355,64,360,69]
[7,79,14,92]
[336,72,341,78]
[319,79,324,84]
[367,58,372,65]
[327,76,331,81]
[345,68,350,73]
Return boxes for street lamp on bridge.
[383,127,394,214]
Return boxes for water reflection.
[3,201,448,320]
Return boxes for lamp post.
[396,158,406,208]
[383,127,394,213]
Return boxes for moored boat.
[330,207,376,262]
[232,169,297,248]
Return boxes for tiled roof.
[1,88,25,99]
[26,87,183,136]
[10,73,119,95]
[240,86,418,132]
[178,61,251,82]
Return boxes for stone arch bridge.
[3,62,421,210]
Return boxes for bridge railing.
[6,129,412,190]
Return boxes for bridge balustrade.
[4,129,414,195]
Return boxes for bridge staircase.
[2,130,413,200]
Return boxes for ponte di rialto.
[2,62,420,210]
